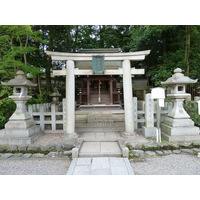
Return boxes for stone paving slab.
[79,141,122,157]
[81,131,120,141]
[66,157,134,175]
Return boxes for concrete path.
[67,157,134,175]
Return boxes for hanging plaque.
[92,55,105,74]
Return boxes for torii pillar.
[65,60,78,139]
[122,59,135,136]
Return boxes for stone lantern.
[50,88,61,105]
[0,70,42,145]
[161,68,200,141]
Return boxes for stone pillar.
[142,93,157,138]
[65,60,77,139]
[122,59,135,136]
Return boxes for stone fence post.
[133,97,138,129]
[142,93,157,138]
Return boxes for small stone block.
[156,151,164,156]
[145,151,156,156]
[131,150,145,157]
[56,145,62,152]
[63,150,72,156]
[21,153,32,158]
[123,147,129,157]
[72,148,79,158]
[163,150,172,155]
[1,153,13,158]
[172,150,181,154]
[180,149,194,154]
[62,142,75,150]
[197,153,200,158]
[32,153,45,158]
[192,148,200,152]
[46,152,59,157]
[12,153,23,157]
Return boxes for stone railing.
[133,97,173,128]
[27,99,66,133]
[26,97,173,133]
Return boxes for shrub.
[184,101,200,127]
[0,98,16,129]
[27,91,52,104]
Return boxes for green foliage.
[129,25,200,86]
[0,25,42,82]
[0,85,12,98]
[184,101,200,127]
[0,98,16,129]
[26,91,52,104]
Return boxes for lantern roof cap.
[50,88,61,97]
[1,70,37,87]
[161,68,198,85]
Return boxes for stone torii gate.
[46,50,150,140]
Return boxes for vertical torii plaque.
[92,55,105,74]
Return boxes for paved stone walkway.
[80,131,120,141]
[79,141,122,157]
[71,130,134,175]
[67,157,134,175]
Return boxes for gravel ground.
[1,154,200,175]
[131,154,200,175]
[0,157,71,175]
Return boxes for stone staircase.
[75,110,125,132]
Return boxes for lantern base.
[161,121,200,142]
[0,125,43,145]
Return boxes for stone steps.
[78,141,122,157]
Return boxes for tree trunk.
[46,56,52,92]
[38,73,41,95]
[185,25,191,76]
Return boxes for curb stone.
[163,150,172,155]
[172,150,181,154]
[1,153,13,158]
[131,150,144,157]
[63,150,72,156]
[12,153,23,157]
[46,152,59,157]
[192,148,200,152]
[145,151,156,156]
[180,149,194,154]
[22,153,32,158]
[32,153,45,158]
[156,151,164,156]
